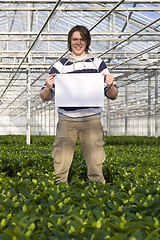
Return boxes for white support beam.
[125,79,128,136]
[26,67,31,145]
[0,0,160,3]
[1,36,160,41]
[147,76,151,137]
[0,32,160,36]
[0,64,160,71]
[155,74,159,138]
[1,6,160,11]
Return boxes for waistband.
[58,112,101,122]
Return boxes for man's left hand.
[102,73,114,88]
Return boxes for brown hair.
[68,25,91,53]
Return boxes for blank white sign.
[55,73,104,107]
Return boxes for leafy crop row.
[0,135,160,240]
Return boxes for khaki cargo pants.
[52,119,106,184]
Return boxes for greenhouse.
[0,0,159,143]
[0,2,160,240]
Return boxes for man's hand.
[40,73,56,101]
[102,72,118,100]
[46,73,56,89]
[102,73,114,88]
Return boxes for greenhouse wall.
[105,116,160,137]
[0,114,159,137]
[0,116,26,135]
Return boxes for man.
[40,25,118,184]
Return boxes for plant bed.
[0,135,160,239]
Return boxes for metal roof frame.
[0,0,159,137]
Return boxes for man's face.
[70,31,87,58]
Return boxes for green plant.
[0,135,160,239]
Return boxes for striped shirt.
[42,53,113,120]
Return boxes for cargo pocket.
[95,140,106,164]
[52,139,64,164]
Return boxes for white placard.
[55,73,104,107]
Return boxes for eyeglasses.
[72,38,85,43]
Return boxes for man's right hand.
[40,73,56,101]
